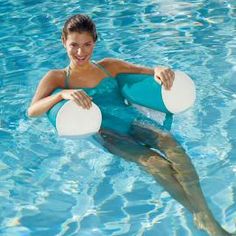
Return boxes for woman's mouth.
[75,56,87,62]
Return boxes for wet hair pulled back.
[62,14,98,42]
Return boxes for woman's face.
[63,31,95,66]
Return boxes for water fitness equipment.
[47,71,196,136]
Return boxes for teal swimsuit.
[46,61,172,135]
[61,61,169,135]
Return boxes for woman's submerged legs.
[95,125,235,236]
[129,122,234,236]
[96,128,193,211]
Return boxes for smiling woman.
[27,14,235,236]
[65,33,94,64]
[27,14,174,117]
[62,32,96,66]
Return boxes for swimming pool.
[0,0,235,235]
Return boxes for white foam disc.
[162,70,196,114]
[56,101,102,136]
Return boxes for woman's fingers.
[71,93,81,106]
[167,69,175,84]
[165,69,174,89]
[71,90,92,109]
[79,92,92,109]
[161,71,170,89]
[155,67,175,90]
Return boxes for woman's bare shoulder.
[98,57,123,67]
[45,69,66,79]
[97,58,153,75]
[97,58,126,76]
[42,68,66,87]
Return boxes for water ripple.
[0,0,235,235]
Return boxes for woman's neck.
[69,61,93,73]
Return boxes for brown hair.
[62,14,98,42]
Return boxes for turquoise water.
[0,0,236,235]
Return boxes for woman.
[28,14,234,235]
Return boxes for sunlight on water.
[0,0,235,235]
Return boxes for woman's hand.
[154,66,175,90]
[60,89,93,109]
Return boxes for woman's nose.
[77,48,84,55]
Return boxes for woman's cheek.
[67,47,74,56]
[88,46,94,55]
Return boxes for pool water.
[0,0,236,235]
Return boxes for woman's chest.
[68,74,105,89]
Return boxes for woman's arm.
[100,58,175,90]
[28,70,93,117]
[27,71,63,117]
[100,58,154,75]
[114,59,154,75]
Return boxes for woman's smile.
[74,55,88,64]
[64,31,95,67]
